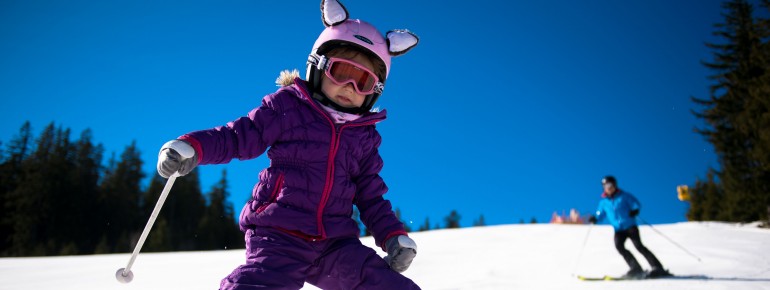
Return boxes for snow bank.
[1,222,768,290]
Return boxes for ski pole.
[116,172,180,283]
[571,223,594,276]
[638,217,702,262]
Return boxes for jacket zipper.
[316,121,380,238]
[296,83,382,240]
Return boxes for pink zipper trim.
[318,120,380,238]
[178,134,204,164]
[296,84,336,239]
[256,173,284,214]
[295,82,382,240]
[382,230,409,251]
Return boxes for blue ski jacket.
[594,190,640,231]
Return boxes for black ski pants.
[614,226,663,271]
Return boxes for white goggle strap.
[314,54,329,71]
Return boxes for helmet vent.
[354,35,373,45]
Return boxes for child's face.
[321,53,376,109]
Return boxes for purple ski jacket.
[179,78,407,249]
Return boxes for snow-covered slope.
[1,222,768,290]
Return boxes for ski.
[577,272,676,281]
[578,275,643,281]
[576,275,644,281]
[577,275,612,281]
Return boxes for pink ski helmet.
[306,0,419,113]
[313,19,391,77]
[307,20,390,113]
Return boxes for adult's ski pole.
[571,223,594,276]
[116,172,180,283]
[638,216,702,262]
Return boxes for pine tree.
[473,214,486,227]
[0,122,33,255]
[444,210,461,229]
[2,123,107,255]
[143,174,171,252]
[144,169,205,251]
[691,0,770,222]
[68,129,104,254]
[197,169,242,250]
[47,125,77,254]
[394,208,412,232]
[687,169,724,221]
[145,216,171,252]
[169,170,206,251]
[99,142,145,253]
[418,217,431,231]
[5,123,76,255]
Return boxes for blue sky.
[1,1,733,227]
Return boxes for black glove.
[629,209,640,218]
[588,215,597,224]
[384,235,417,273]
[157,140,198,178]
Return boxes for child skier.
[588,175,671,279]
[155,1,420,289]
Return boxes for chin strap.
[312,91,366,115]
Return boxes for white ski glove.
[156,140,198,178]
[384,235,417,273]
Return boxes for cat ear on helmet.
[386,29,419,56]
[321,0,349,27]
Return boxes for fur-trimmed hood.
[275,69,301,87]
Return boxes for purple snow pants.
[220,227,421,290]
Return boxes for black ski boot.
[647,267,672,278]
[620,268,646,280]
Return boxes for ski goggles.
[323,57,383,95]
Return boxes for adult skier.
[588,175,671,279]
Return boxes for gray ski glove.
[384,235,417,273]
[156,139,198,178]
